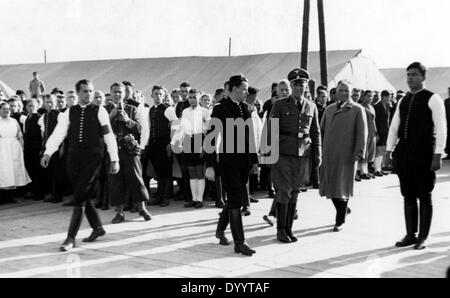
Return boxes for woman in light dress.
[0,102,31,204]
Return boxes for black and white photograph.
[0,0,449,282]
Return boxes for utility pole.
[318,0,328,86]
[228,37,232,57]
[44,50,47,63]
[301,0,310,69]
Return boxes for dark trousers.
[109,149,149,207]
[67,148,104,205]
[141,151,151,192]
[24,148,44,197]
[48,153,66,197]
[95,156,109,207]
[394,148,435,239]
[148,140,172,179]
[220,163,250,209]
[65,148,104,240]
[403,195,433,239]
[260,165,274,193]
[177,153,192,200]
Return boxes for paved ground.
[0,162,449,278]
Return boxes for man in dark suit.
[205,75,259,256]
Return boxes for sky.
[0,0,449,68]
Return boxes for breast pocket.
[299,112,313,129]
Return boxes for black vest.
[24,113,42,151]
[150,104,170,142]
[397,89,435,152]
[68,105,102,150]
[43,110,60,145]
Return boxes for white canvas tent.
[0,49,394,101]
[0,79,15,99]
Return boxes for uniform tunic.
[265,96,321,203]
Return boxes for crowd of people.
[0,62,448,254]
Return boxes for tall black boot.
[415,197,432,250]
[396,197,418,247]
[216,205,230,245]
[229,208,255,256]
[83,200,106,243]
[276,203,291,243]
[286,201,298,242]
[61,206,84,251]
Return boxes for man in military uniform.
[106,82,152,224]
[263,68,321,243]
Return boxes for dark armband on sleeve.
[101,125,112,135]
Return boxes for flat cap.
[288,68,310,82]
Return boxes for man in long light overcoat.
[319,80,368,231]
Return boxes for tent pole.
[318,0,328,86]
[301,0,310,69]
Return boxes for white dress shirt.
[44,104,119,162]
[387,91,447,154]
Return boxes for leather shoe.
[249,197,259,203]
[277,229,292,243]
[234,242,255,256]
[52,196,63,203]
[414,238,427,250]
[215,230,230,246]
[148,198,162,206]
[263,215,274,226]
[111,212,125,224]
[139,209,152,221]
[44,196,56,203]
[159,200,170,207]
[215,199,225,208]
[241,207,251,216]
[63,199,75,206]
[194,202,204,209]
[374,171,383,177]
[60,238,75,252]
[333,224,345,232]
[395,235,418,247]
[184,201,196,208]
[83,228,106,242]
